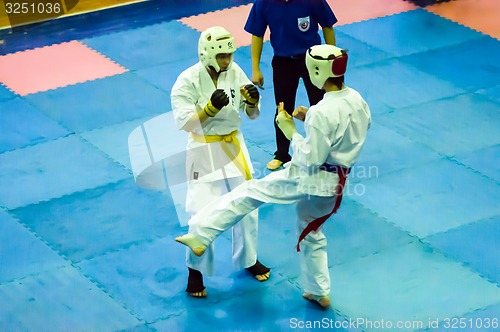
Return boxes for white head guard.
[305,44,348,89]
[198,26,236,72]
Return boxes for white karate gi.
[187,87,371,295]
[171,61,259,275]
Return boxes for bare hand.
[277,102,290,117]
[275,102,296,140]
[252,71,265,90]
[292,106,308,122]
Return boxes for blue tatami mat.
[353,158,500,238]
[428,304,500,332]
[353,123,442,181]
[0,210,67,283]
[24,72,169,133]
[379,93,500,156]
[80,117,150,170]
[325,199,415,266]
[347,58,466,114]
[453,144,500,182]
[425,215,500,285]
[76,235,283,325]
[0,97,69,153]
[0,84,15,101]
[0,135,130,209]
[11,178,178,262]
[82,20,200,71]
[401,36,500,93]
[76,237,188,323]
[0,267,140,331]
[331,241,500,330]
[134,58,199,93]
[477,85,500,104]
[334,30,391,69]
[152,277,357,332]
[338,9,483,57]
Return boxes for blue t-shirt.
[244,0,337,57]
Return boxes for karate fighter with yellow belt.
[171,26,270,298]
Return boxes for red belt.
[296,165,351,252]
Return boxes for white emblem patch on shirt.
[298,16,310,32]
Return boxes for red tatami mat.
[0,41,127,96]
[326,0,417,26]
[179,4,270,47]
[427,0,500,40]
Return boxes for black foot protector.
[186,267,207,297]
[246,260,271,281]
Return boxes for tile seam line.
[0,81,17,96]
[178,3,251,20]
[13,70,129,97]
[419,235,500,288]
[74,234,167,264]
[374,92,498,157]
[0,132,134,201]
[5,173,129,211]
[447,154,500,185]
[0,212,73,284]
[71,107,168,138]
[424,213,500,239]
[0,131,75,156]
[77,133,134,174]
[331,199,432,262]
[455,303,500,321]
[75,268,147,324]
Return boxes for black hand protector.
[244,84,260,102]
[211,89,230,110]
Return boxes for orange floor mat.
[326,0,417,26]
[427,0,500,40]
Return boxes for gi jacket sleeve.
[291,110,337,168]
[171,72,200,131]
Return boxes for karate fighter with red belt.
[176,44,371,308]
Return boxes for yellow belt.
[190,130,252,180]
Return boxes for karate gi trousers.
[186,176,259,276]
[188,166,340,296]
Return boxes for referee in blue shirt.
[244,0,337,170]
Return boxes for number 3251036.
[5,2,62,15]
[443,317,498,329]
